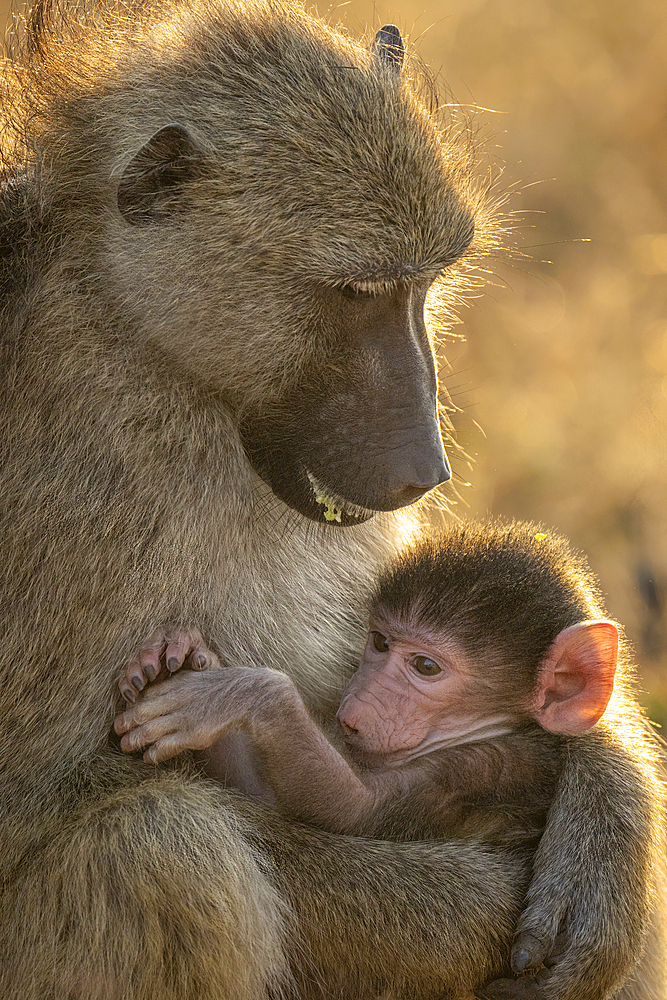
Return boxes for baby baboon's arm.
[114,666,403,833]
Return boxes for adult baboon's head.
[19,2,495,525]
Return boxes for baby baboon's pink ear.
[532,621,618,734]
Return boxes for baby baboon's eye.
[412,656,441,676]
[372,631,389,652]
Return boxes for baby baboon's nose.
[337,715,357,737]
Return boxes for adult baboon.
[0,1,663,998]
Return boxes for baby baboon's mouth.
[306,472,377,525]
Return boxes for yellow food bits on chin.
[315,493,342,523]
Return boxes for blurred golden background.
[3,0,667,721]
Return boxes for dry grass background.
[2,0,667,723]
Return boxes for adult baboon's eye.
[372,631,389,652]
[412,656,441,676]
[340,284,376,300]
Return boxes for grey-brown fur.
[0,1,664,997]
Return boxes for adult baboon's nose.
[385,439,451,507]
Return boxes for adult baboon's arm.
[243,724,664,1000]
[243,798,528,999]
[481,726,665,1000]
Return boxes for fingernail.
[131,676,144,691]
[168,657,178,671]
[512,949,531,972]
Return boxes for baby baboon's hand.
[115,668,229,762]
[118,627,220,703]
[114,666,298,765]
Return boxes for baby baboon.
[116,521,666,999]
[0,1,664,999]
[116,521,619,856]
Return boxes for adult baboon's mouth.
[306,472,377,525]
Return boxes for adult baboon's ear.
[531,621,618,734]
[117,123,202,225]
[371,24,404,73]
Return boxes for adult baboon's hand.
[475,934,563,998]
[479,726,659,1000]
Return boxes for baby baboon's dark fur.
[0,1,664,998]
